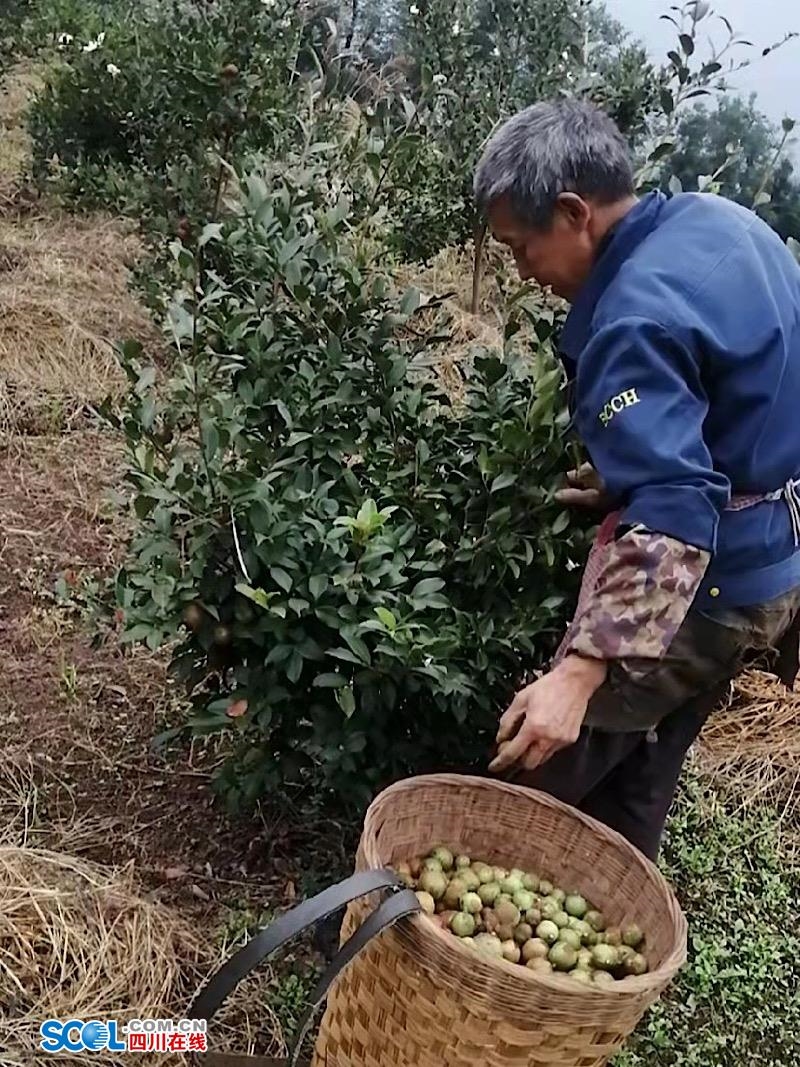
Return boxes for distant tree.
[667,94,800,239]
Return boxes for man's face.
[487,193,595,302]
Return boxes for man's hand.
[489,656,607,774]
[555,462,609,511]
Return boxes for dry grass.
[396,243,507,399]
[0,212,159,436]
[0,61,159,437]
[697,670,800,823]
[0,756,291,1066]
[0,758,203,1067]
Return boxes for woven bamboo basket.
[313,773,687,1067]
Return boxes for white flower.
[106,62,121,77]
[451,19,461,35]
[409,3,420,13]
[432,73,447,85]
[492,45,500,57]
[83,31,105,52]
[57,32,73,47]
[261,0,277,6]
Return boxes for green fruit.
[617,945,635,964]
[571,919,593,943]
[525,908,542,927]
[604,927,622,947]
[492,867,508,882]
[495,899,521,928]
[450,912,475,938]
[551,888,566,905]
[540,899,560,921]
[478,882,501,906]
[558,928,582,951]
[577,948,593,968]
[622,924,644,949]
[592,970,616,987]
[419,869,447,901]
[553,910,570,929]
[460,869,481,892]
[564,894,588,918]
[422,857,443,873]
[512,890,536,913]
[536,920,560,945]
[461,892,483,915]
[538,880,554,896]
[474,933,504,958]
[500,875,524,896]
[443,878,466,910]
[522,937,550,962]
[526,957,553,974]
[473,863,494,883]
[431,847,454,871]
[624,952,649,977]
[514,923,533,945]
[549,942,578,972]
[456,854,472,870]
[570,968,593,984]
[591,944,619,972]
[415,890,436,915]
[522,873,539,892]
[585,910,606,932]
[501,939,521,964]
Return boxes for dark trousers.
[517,682,728,861]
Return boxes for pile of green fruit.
[395,847,649,985]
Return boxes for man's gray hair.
[474,100,635,228]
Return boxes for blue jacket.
[560,190,800,611]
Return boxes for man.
[475,100,800,860]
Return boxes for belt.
[727,477,800,545]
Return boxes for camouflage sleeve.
[561,527,710,663]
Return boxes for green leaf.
[313,672,347,688]
[649,141,676,163]
[399,287,421,317]
[375,607,397,630]
[270,567,292,592]
[235,583,273,609]
[342,630,371,664]
[552,511,570,535]
[286,651,303,683]
[679,32,695,55]
[198,222,223,247]
[491,472,517,493]
[328,647,364,665]
[336,685,356,718]
[202,421,219,462]
[309,574,328,600]
[411,577,445,597]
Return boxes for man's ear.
[554,192,592,231]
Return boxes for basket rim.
[361,772,688,991]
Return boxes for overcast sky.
[604,0,800,126]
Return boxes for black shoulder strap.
[193,869,420,1067]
